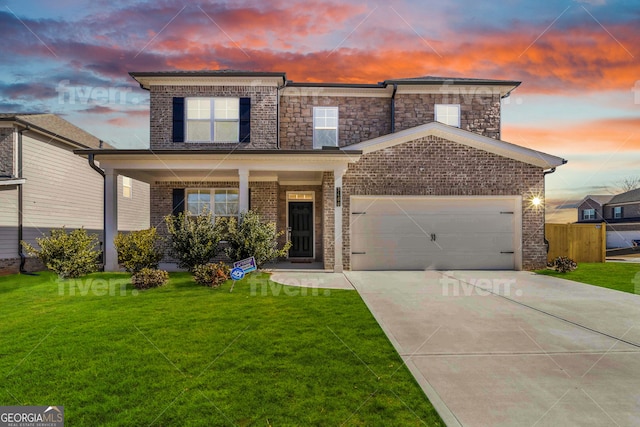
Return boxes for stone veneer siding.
[0,128,14,176]
[279,96,391,149]
[277,185,324,261]
[394,93,502,139]
[151,181,279,263]
[149,85,278,150]
[341,136,546,270]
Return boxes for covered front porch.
[76,149,361,273]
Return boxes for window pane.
[187,121,211,141]
[186,191,210,215]
[214,98,239,119]
[214,121,239,142]
[315,129,337,147]
[227,202,239,216]
[214,203,227,216]
[187,99,211,119]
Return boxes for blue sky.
[0,0,638,210]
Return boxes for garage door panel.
[352,214,514,234]
[350,196,519,271]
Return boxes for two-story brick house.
[76,70,566,272]
[577,189,640,248]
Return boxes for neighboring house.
[0,114,150,274]
[75,70,566,272]
[577,189,640,248]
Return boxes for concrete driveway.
[345,271,640,427]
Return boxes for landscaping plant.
[22,227,100,279]
[131,268,169,289]
[164,211,226,271]
[114,227,164,273]
[221,210,291,267]
[192,262,230,288]
[547,256,578,273]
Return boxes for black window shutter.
[172,97,185,143]
[239,97,251,143]
[172,188,185,214]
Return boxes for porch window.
[313,107,338,148]
[582,208,596,220]
[185,189,239,218]
[122,176,132,198]
[435,104,461,127]
[186,98,239,142]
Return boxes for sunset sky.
[1,0,638,216]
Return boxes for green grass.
[0,272,442,426]
[536,262,640,294]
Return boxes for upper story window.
[435,104,461,127]
[613,206,623,219]
[122,176,132,198]
[582,208,596,220]
[185,188,239,218]
[186,98,239,142]
[313,107,338,149]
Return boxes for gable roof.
[347,121,566,169]
[582,195,614,205]
[0,114,109,149]
[609,188,640,204]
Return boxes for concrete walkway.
[269,271,355,290]
[346,271,640,427]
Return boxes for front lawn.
[536,262,640,294]
[0,272,442,426]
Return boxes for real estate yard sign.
[229,256,257,292]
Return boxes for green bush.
[114,228,164,273]
[547,256,578,273]
[192,262,230,288]
[164,211,225,272]
[221,210,291,268]
[22,227,99,279]
[131,268,169,289]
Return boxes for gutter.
[390,83,398,133]
[88,152,106,271]
[17,126,27,273]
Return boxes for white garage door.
[350,196,521,270]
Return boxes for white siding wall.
[0,187,19,259]
[118,175,150,231]
[21,133,104,247]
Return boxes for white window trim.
[582,208,596,220]
[185,97,239,143]
[122,176,132,199]
[435,104,461,128]
[185,188,240,218]
[313,106,339,149]
[613,206,623,219]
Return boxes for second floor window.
[435,104,461,127]
[613,206,623,219]
[186,98,239,142]
[313,107,338,149]
[582,208,596,220]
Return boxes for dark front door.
[288,202,313,257]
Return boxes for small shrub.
[548,256,577,273]
[131,268,169,289]
[193,262,230,288]
[164,211,226,272]
[22,227,99,279]
[221,210,291,268]
[114,228,164,273]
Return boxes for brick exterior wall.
[279,96,391,149]
[277,185,324,261]
[0,128,14,176]
[0,258,45,275]
[150,180,281,263]
[322,172,335,270]
[341,136,546,270]
[149,85,278,150]
[604,203,640,220]
[394,93,502,138]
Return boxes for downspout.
[390,83,398,133]
[17,126,27,273]
[542,167,558,255]
[88,151,106,271]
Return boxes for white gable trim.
[347,122,566,169]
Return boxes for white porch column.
[104,169,119,272]
[333,166,347,273]
[238,168,249,214]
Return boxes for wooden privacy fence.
[545,223,606,263]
